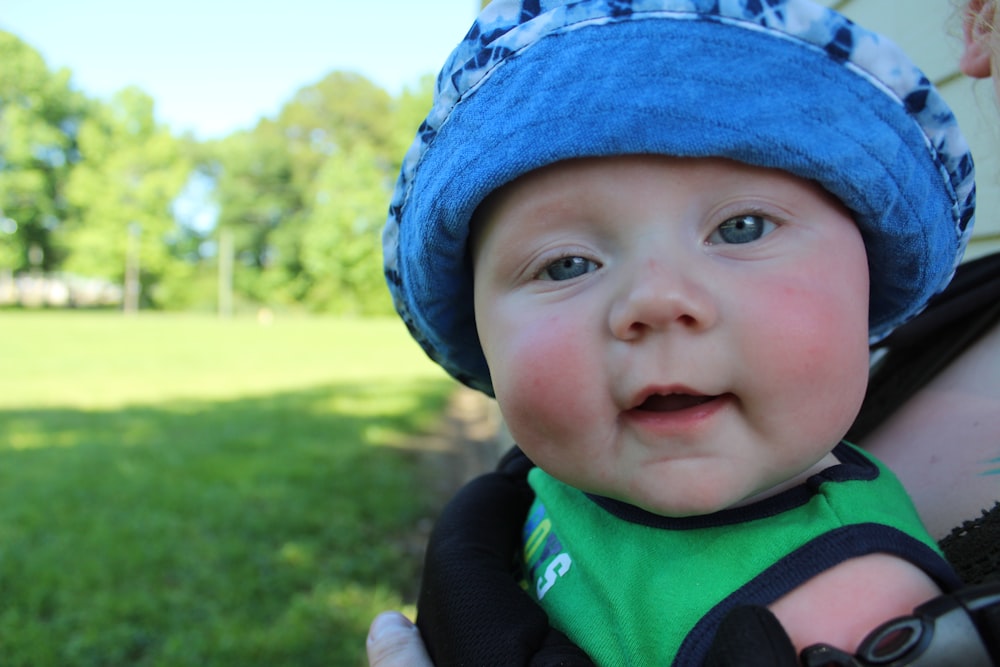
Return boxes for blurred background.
[0,0,996,665]
[1,0,482,314]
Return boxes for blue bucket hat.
[383,0,976,395]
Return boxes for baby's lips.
[636,393,718,412]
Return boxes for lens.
[858,618,923,663]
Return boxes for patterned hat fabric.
[383,0,976,395]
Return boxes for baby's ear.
[960,0,996,78]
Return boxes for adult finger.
[366,611,433,667]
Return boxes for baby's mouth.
[635,393,718,413]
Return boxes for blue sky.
[2,0,479,139]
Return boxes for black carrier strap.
[847,251,1000,443]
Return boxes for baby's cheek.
[756,284,869,423]
[494,318,597,446]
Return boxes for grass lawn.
[0,311,456,666]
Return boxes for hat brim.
[395,14,966,393]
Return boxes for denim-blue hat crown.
[383,0,976,395]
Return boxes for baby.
[382,0,975,664]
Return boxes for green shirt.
[522,443,958,666]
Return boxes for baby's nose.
[608,258,718,340]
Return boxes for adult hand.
[366,612,432,667]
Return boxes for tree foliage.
[203,71,433,314]
[0,29,435,314]
[0,31,87,273]
[59,87,192,307]
[289,141,394,314]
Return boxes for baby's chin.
[595,483,754,519]
[582,465,771,518]
[635,496,746,519]
[624,474,826,518]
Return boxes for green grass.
[0,311,456,666]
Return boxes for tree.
[205,71,429,312]
[278,71,395,194]
[59,87,191,307]
[279,141,393,314]
[269,74,434,313]
[0,31,88,274]
[204,119,300,309]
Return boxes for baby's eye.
[539,256,599,281]
[708,215,776,245]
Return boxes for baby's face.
[471,155,871,517]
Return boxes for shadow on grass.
[0,377,458,667]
